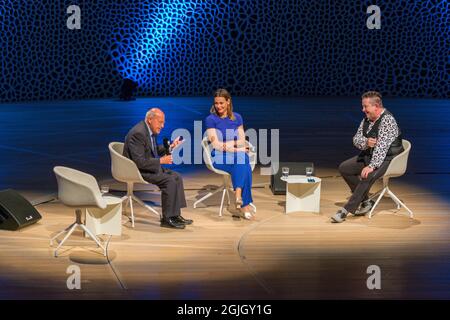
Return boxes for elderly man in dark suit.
[123,108,191,229]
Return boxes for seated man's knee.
[339,157,359,175]
[159,174,177,187]
[338,161,348,174]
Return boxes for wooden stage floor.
[0,97,449,299]
[1,167,450,299]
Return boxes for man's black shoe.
[160,217,185,229]
[174,215,193,225]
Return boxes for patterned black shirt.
[353,110,400,169]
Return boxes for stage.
[0,97,449,299]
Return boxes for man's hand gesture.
[170,136,184,150]
[367,138,377,148]
[160,155,173,164]
[360,166,374,179]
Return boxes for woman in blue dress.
[205,89,255,219]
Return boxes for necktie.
[151,134,157,157]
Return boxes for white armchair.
[368,139,413,219]
[108,142,160,228]
[50,166,107,257]
[194,137,256,217]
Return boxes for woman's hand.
[233,146,249,153]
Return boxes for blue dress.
[205,112,253,207]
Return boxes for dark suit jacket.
[123,120,166,175]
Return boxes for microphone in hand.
[367,132,377,154]
[163,138,171,155]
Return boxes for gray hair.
[361,91,383,108]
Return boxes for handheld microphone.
[163,138,171,155]
[368,132,377,156]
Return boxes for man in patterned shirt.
[331,91,404,223]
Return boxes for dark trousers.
[142,168,187,219]
[338,156,390,213]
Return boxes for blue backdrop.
[0,0,448,102]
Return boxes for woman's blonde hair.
[210,88,235,120]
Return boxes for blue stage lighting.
[110,1,198,87]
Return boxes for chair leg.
[121,195,135,227]
[50,222,76,246]
[223,175,233,206]
[54,223,107,257]
[219,188,227,217]
[368,187,387,219]
[132,195,160,218]
[386,189,401,209]
[122,196,129,213]
[193,192,213,208]
[54,223,78,257]
[193,185,225,208]
[128,196,135,228]
[369,189,383,201]
[386,188,414,218]
[80,224,106,256]
[387,190,401,209]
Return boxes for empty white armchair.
[51,166,107,257]
[108,142,160,227]
[194,137,257,216]
[368,139,413,219]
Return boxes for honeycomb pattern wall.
[0,0,448,102]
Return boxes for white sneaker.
[331,208,348,223]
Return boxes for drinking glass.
[100,185,109,195]
[282,167,289,179]
[306,166,313,178]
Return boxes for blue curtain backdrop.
[0,0,448,102]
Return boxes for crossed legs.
[338,156,390,213]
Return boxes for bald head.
[146,107,164,120]
[145,108,165,134]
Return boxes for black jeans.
[338,156,390,213]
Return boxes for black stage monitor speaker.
[0,189,42,231]
[270,162,314,195]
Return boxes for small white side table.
[85,196,122,236]
[281,175,321,214]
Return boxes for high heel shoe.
[249,203,256,215]
[243,211,253,220]
[235,198,243,209]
